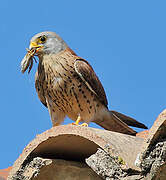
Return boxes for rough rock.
[86,148,127,179]
[86,148,144,180]
[10,157,102,180]
[137,109,166,180]
[6,110,166,180]
[8,125,144,179]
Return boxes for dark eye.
[40,36,46,42]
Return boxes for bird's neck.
[42,40,68,55]
[65,47,77,56]
[37,47,77,65]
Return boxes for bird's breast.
[37,52,101,122]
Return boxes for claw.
[71,115,88,127]
[80,123,88,127]
[71,122,78,125]
[72,114,81,125]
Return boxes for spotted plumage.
[21,31,147,135]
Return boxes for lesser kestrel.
[21,31,147,135]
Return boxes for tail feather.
[111,111,148,129]
[94,110,147,136]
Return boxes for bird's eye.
[40,36,46,43]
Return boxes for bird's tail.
[94,110,148,136]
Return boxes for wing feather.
[74,58,108,107]
[35,71,47,107]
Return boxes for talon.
[71,122,78,125]
[72,114,81,126]
[71,115,88,127]
[81,123,88,127]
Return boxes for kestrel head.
[21,31,68,73]
[29,31,68,55]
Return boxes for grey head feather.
[30,31,68,55]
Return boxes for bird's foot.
[80,123,88,127]
[71,115,81,126]
[72,122,79,126]
[71,115,88,127]
[71,122,88,127]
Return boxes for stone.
[9,157,102,180]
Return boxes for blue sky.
[0,0,166,169]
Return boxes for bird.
[21,31,147,135]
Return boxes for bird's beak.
[29,41,43,50]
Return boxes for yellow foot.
[71,122,88,127]
[80,123,88,127]
[71,115,81,126]
[71,115,88,127]
[71,122,79,126]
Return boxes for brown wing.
[35,71,47,108]
[74,58,108,107]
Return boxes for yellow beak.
[29,41,43,49]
